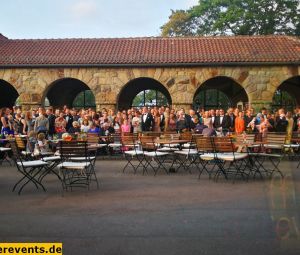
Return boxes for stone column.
[19,93,42,110]
[172,103,193,111]
[96,103,116,113]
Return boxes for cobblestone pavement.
[0,158,299,255]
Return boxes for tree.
[161,10,198,36]
[132,90,168,107]
[161,0,300,36]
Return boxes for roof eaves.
[0,61,299,69]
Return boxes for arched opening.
[117,78,171,110]
[0,80,19,108]
[43,78,95,109]
[272,76,299,111]
[193,76,248,110]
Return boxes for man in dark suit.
[214,109,230,133]
[275,110,288,132]
[226,107,236,132]
[141,107,154,131]
[186,109,196,130]
[210,109,216,126]
[46,108,56,139]
[158,108,165,131]
[64,108,73,131]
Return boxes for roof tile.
[0,35,299,66]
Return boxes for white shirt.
[143,114,147,123]
[220,115,224,124]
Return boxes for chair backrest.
[163,131,177,135]
[212,137,235,153]
[195,136,214,152]
[15,136,26,150]
[265,133,286,145]
[292,132,300,143]
[180,132,193,141]
[142,132,161,138]
[140,136,156,151]
[121,135,137,147]
[109,133,121,143]
[59,141,88,159]
[235,133,255,144]
[122,132,132,136]
[162,133,180,140]
[9,139,22,162]
[87,133,99,144]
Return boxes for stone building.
[0,33,299,111]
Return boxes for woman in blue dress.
[1,108,14,136]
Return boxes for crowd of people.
[1,105,300,140]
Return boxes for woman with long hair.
[80,119,90,133]
[153,110,161,132]
[1,108,13,135]
[25,111,34,133]
[168,113,177,132]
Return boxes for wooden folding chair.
[195,136,216,179]
[140,136,169,175]
[121,135,144,174]
[57,141,99,192]
[212,136,249,182]
[9,140,48,195]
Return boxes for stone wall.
[0,65,299,111]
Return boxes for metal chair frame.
[58,141,99,192]
[9,140,48,195]
[140,136,170,175]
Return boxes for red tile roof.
[0,35,299,67]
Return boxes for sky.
[1,0,198,39]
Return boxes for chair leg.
[17,167,46,195]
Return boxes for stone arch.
[42,78,96,108]
[0,79,19,108]
[272,75,300,110]
[194,76,249,109]
[117,77,172,110]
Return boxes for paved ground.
[0,157,299,255]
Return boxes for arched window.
[73,90,96,109]
[118,78,171,110]
[194,89,230,110]
[132,89,168,107]
[193,76,248,110]
[272,90,296,112]
[272,76,299,111]
[0,80,19,108]
[43,78,95,109]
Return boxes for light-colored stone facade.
[0,65,299,111]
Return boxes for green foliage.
[272,90,296,111]
[161,0,300,36]
[73,90,96,109]
[194,89,230,110]
[161,10,199,36]
[132,90,168,107]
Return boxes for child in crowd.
[121,119,131,133]
[26,130,37,153]
[37,132,50,154]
